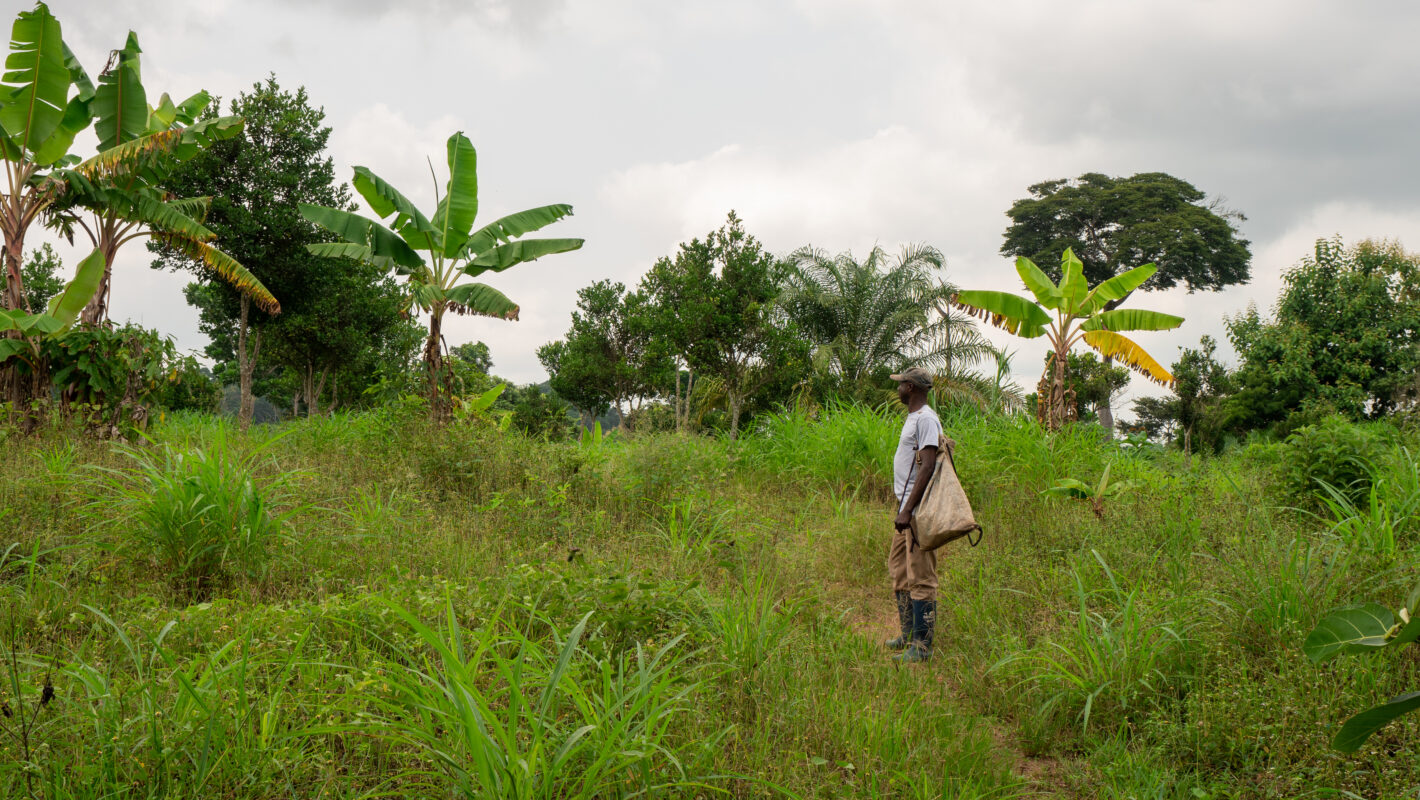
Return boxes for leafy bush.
[1280,415,1389,508]
[84,427,298,596]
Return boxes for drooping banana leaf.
[950,290,1050,338]
[153,234,279,314]
[464,237,583,275]
[93,33,146,151]
[299,203,424,270]
[45,246,105,328]
[308,242,409,273]
[135,195,215,241]
[0,2,68,152]
[433,132,478,258]
[352,166,435,250]
[1014,256,1061,310]
[445,281,519,320]
[1082,329,1173,386]
[463,204,574,256]
[1081,308,1184,333]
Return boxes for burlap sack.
[909,436,983,551]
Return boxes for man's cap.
[890,367,934,389]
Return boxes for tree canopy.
[1001,172,1252,297]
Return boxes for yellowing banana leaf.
[465,237,584,275]
[1014,256,1062,309]
[45,247,105,328]
[154,235,279,314]
[950,290,1050,338]
[1083,329,1173,386]
[445,281,519,320]
[1081,308,1184,333]
[433,132,478,258]
[0,3,67,152]
[463,204,575,256]
[136,195,215,241]
[1082,262,1157,314]
[1058,248,1089,311]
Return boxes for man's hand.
[894,509,912,530]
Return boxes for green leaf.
[135,195,214,240]
[1304,603,1396,664]
[1014,256,1062,309]
[1081,308,1185,333]
[173,90,209,124]
[352,166,435,249]
[0,2,68,151]
[60,40,92,101]
[1083,262,1157,313]
[1058,248,1089,311]
[92,32,146,150]
[445,282,519,320]
[45,247,106,328]
[0,338,26,362]
[950,290,1050,338]
[467,382,505,413]
[1042,479,1091,499]
[465,237,584,275]
[299,203,424,270]
[1394,612,1420,648]
[150,91,176,129]
[434,132,478,258]
[1333,691,1420,753]
[30,89,89,165]
[463,204,574,256]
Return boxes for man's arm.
[894,445,938,530]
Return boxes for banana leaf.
[433,132,478,258]
[1081,308,1184,333]
[1014,256,1061,310]
[45,247,105,328]
[0,3,67,152]
[950,290,1050,338]
[445,282,519,320]
[1082,329,1173,386]
[463,204,575,258]
[465,237,583,275]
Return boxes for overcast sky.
[25,0,1420,411]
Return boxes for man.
[885,366,943,663]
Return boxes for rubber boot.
[884,591,912,650]
[893,598,935,663]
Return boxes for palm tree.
[779,243,997,402]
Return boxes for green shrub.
[84,427,298,596]
[1280,415,1389,509]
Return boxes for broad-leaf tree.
[952,249,1184,431]
[301,131,583,419]
[641,212,808,439]
[539,279,669,429]
[1225,237,1420,432]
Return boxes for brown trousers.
[887,523,938,601]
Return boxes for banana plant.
[0,245,103,367]
[44,32,273,324]
[1304,583,1420,752]
[952,248,1184,430]
[300,132,583,419]
[0,2,95,314]
[1041,461,1140,520]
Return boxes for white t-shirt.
[894,405,944,511]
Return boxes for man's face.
[897,380,913,405]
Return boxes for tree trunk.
[672,368,681,433]
[80,260,113,326]
[424,312,449,422]
[312,365,329,417]
[3,232,27,313]
[727,390,743,440]
[237,295,257,430]
[1097,401,1115,437]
